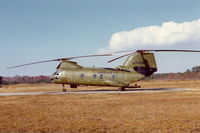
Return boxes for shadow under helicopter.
[68,88,185,93]
[83,88,175,91]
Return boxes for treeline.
[145,72,200,81]
[2,75,51,84]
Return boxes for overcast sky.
[1,0,200,76]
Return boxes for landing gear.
[62,84,67,92]
[120,87,126,91]
[70,84,77,88]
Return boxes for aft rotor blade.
[112,50,136,54]
[111,49,200,54]
[7,54,112,69]
[149,49,200,52]
[107,49,200,63]
[108,53,132,63]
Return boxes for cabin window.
[80,74,85,78]
[100,74,103,79]
[93,74,97,79]
[112,75,116,79]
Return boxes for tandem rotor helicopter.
[7,49,200,92]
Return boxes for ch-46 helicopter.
[7,49,200,92]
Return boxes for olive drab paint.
[51,52,157,89]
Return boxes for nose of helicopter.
[50,72,60,83]
[50,75,56,82]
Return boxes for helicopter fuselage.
[51,67,145,87]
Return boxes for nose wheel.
[62,84,67,92]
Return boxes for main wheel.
[120,87,125,91]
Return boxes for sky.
[1,0,200,76]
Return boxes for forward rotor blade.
[6,59,61,69]
[68,54,112,60]
[7,54,112,69]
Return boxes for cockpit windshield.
[53,70,61,75]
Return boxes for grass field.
[0,80,200,133]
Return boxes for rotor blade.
[111,49,200,54]
[68,54,112,60]
[107,49,200,63]
[148,49,200,52]
[112,50,136,54]
[7,54,112,69]
[6,59,61,69]
[108,53,132,63]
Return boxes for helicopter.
[7,49,200,92]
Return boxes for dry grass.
[1,80,200,93]
[0,80,200,133]
[0,84,61,93]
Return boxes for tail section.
[118,52,157,77]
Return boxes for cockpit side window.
[53,70,60,75]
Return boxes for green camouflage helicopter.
[7,49,200,91]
